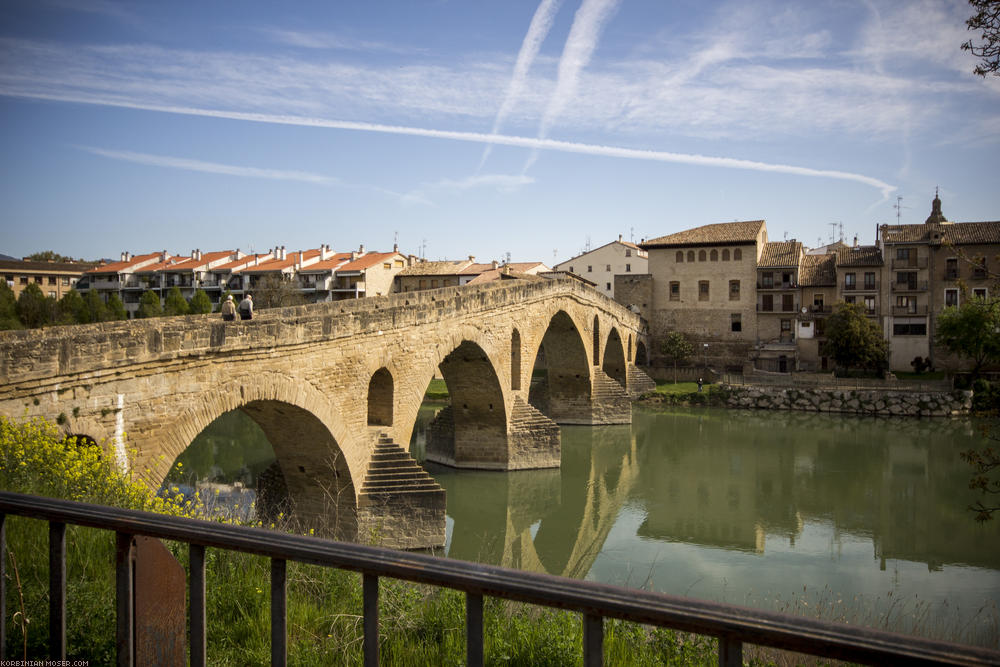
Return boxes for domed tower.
[924,188,950,225]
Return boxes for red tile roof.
[85,252,163,274]
[336,252,401,272]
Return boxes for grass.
[653,380,705,394]
[424,378,449,400]
[893,371,947,381]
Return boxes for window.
[782,294,794,311]
[699,250,706,262]
[606,264,611,272]
[383,263,391,269]
[780,319,791,331]
[731,313,742,332]
[893,318,927,336]
[48,291,56,298]
[34,276,43,283]
[813,294,824,309]
[676,251,683,263]
[973,288,988,300]
[587,265,592,272]
[20,276,27,284]
[431,279,439,288]
[897,271,917,289]
[864,296,876,314]
[761,272,773,288]
[710,249,718,261]
[698,280,709,301]
[864,272,875,290]
[722,249,730,261]
[733,249,742,261]
[418,279,426,289]
[606,282,611,290]
[945,288,959,308]
[896,296,916,313]
[625,249,632,257]
[974,257,988,279]
[782,272,794,287]
[896,247,911,261]
[762,294,773,311]
[815,318,825,336]
[669,281,680,301]
[945,258,958,280]
[844,273,856,290]
[687,251,694,262]
[569,266,574,273]
[48,276,57,285]
[729,280,740,300]
[844,296,856,304]
[625,264,631,272]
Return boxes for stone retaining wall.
[724,385,972,417]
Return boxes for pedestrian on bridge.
[221,294,236,321]
[239,294,253,320]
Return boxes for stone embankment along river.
[723,386,972,417]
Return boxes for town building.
[1,258,96,300]
[553,236,647,299]
[394,258,551,293]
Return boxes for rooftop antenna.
[505,251,511,265]
[629,226,634,243]
[893,196,909,224]
[393,230,398,246]
[420,238,427,259]
[827,222,838,244]
[585,236,591,252]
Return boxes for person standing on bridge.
[221,294,237,321]
[239,293,253,320]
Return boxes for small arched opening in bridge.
[602,329,627,389]
[529,311,591,423]
[423,340,509,468]
[160,403,357,541]
[367,368,394,426]
[511,329,522,391]
[592,316,601,366]
[636,341,648,366]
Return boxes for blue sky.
[1,0,997,264]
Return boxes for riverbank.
[637,380,973,417]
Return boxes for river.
[167,403,1000,647]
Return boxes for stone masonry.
[0,279,651,549]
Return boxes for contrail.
[8,91,896,196]
[79,146,340,186]
[523,0,621,172]
[478,0,564,171]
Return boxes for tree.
[936,296,1000,379]
[26,250,80,263]
[660,331,694,384]
[188,289,213,315]
[83,289,111,323]
[253,274,305,310]
[163,286,190,316]
[56,289,88,325]
[106,293,128,321]
[16,283,53,328]
[0,282,22,330]
[825,302,888,375]
[136,291,163,319]
[962,0,1000,77]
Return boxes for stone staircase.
[591,369,632,424]
[361,434,444,497]
[626,365,657,397]
[507,396,561,468]
[509,396,560,440]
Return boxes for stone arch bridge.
[0,279,654,549]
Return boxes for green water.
[174,404,1000,646]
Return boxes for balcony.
[890,257,927,270]
[809,305,832,314]
[756,282,798,290]
[757,302,799,313]
[890,280,928,292]
[944,269,959,280]
[892,305,928,316]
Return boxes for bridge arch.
[602,328,627,389]
[154,372,362,538]
[422,333,510,468]
[528,310,592,423]
[367,368,394,426]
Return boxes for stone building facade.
[554,236,647,299]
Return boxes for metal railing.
[0,491,995,666]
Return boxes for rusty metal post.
[363,574,379,667]
[583,613,603,666]
[271,558,286,667]
[49,521,66,660]
[466,592,483,667]
[719,636,742,667]
[189,544,206,667]
[115,532,134,667]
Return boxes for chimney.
[351,250,358,260]
[254,255,260,266]
[120,251,129,262]
[320,244,330,261]
[491,260,498,269]
[393,243,398,253]
[619,234,622,242]
[853,235,858,248]
[161,249,168,262]
[359,244,365,255]
[468,255,475,262]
